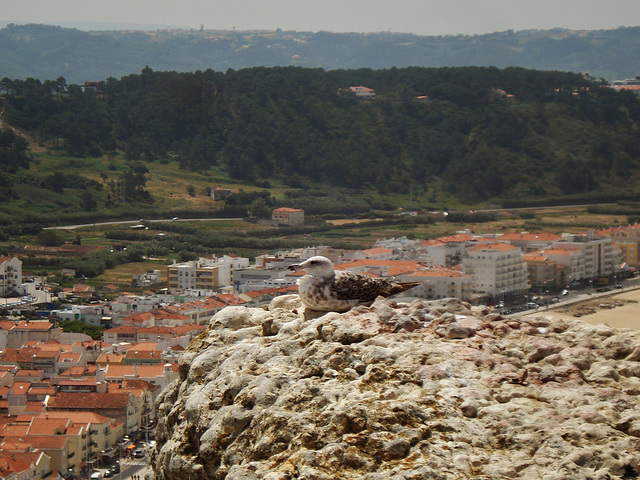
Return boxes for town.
[0,212,637,480]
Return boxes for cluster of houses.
[0,317,177,480]
[0,222,638,478]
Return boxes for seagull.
[288,256,422,312]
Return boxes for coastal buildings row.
[5,225,634,314]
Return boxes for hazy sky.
[2,0,640,35]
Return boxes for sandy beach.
[522,288,640,330]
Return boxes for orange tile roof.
[499,232,562,242]
[27,417,72,435]
[27,387,56,395]
[15,369,44,377]
[0,424,30,437]
[13,322,53,331]
[59,365,98,377]
[542,248,581,255]
[122,312,155,323]
[46,392,130,409]
[10,382,31,395]
[0,320,17,331]
[419,239,445,247]
[57,353,82,363]
[0,455,32,475]
[362,247,393,255]
[215,293,247,305]
[37,410,113,425]
[126,342,160,351]
[7,435,68,449]
[96,353,125,364]
[523,252,551,262]
[33,350,58,359]
[337,259,425,270]
[469,242,518,252]
[436,233,476,243]
[273,207,303,212]
[125,350,162,360]
[404,268,468,278]
[105,364,170,378]
[152,310,190,321]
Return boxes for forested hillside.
[2,65,640,219]
[2,24,640,83]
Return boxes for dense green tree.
[36,229,66,246]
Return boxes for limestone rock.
[151,295,640,480]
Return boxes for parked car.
[133,449,146,458]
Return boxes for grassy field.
[93,260,169,287]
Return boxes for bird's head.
[288,256,335,278]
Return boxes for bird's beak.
[288,263,303,271]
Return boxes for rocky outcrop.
[151,295,640,480]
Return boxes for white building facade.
[552,234,623,280]
[0,256,22,297]
[462,242,529,301]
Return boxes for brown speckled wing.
[330,271,391,303]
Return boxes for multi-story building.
[5,321,62,349]
[523,252,558,291]
[419,233,476,267]
[0,423,70,477]
[542,247,585,285]
[611,238,639,268]
[462,242,529,302]
[52,304,113,328]
[0,450,51,480]
[396,267,474,301]
[103,364,177,400]
[552,233,623,281]
[0,256,22,297]
[46,391,139,434]
[167,255,248,292]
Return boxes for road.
[509,276,640,318]
[44,217,243,230]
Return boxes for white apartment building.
[0,256,22,297]
[167,255,248,291]
[462,242,529,300]
[552,234,622,280]
[52,304,113,327]
[541,247,585,283]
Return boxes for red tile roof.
[468,242,518,252]
[499,232,562,242]
[46,392,131,409]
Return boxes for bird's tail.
[389,281,422,296]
